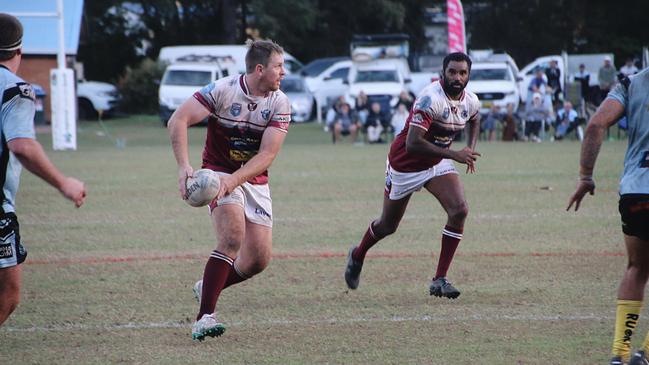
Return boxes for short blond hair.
[245,39,284,74]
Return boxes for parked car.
[465,61,521,114]
[158,56,237,126]
[77,79,120,120]
[279,75,314,123]
[300,57,351,110]
[159,45,304,75]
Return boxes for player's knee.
[448,202,469,222]
[627,259,649,281]
[246,257,270,276]
[0,291,19,325]
[374,220,399,237]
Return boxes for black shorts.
[619,194,649,240]
[0,213,27,268]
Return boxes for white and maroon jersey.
[193,75,291,184]
[388,81,480,172]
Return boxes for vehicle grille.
[475,92,505,101]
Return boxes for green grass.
[0,115,633,364]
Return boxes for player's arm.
[7,138,86,207]
[466,113,480,151]
[168,97,211,198]
[405,119,481,172]
[217,128,287,199]
[567,98,624,211]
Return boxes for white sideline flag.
[50,68,77,150]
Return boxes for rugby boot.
[629,350,649,365]
[344,246,363,289]
[191,313,225,341]
[193,279,203,303]
[609,355,624,365]
[429,276,461,299]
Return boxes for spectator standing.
[546,59,562,106]
[598,56,617,103]
[571,63,592,103]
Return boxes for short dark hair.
[442,52,472,74]
[245,39,284,74]
[0,13,23,62]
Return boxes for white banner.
[50,68,77,150]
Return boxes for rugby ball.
[185,169,220,207]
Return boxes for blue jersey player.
[567,67,649,365]
[0,13,86,327]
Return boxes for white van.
[158,56,237,125]
[158,45,304,75]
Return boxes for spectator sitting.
[524,93,550,142]
[355,91,369,125]
[364,102,389,143]
[553,101,582,141]
[526,69,547,109]
[395,90,414,111]
[331,102,359,144]
[482,104,502,141]
[390,103,409,136]
[502,103,519,141]
[325,96,346,131]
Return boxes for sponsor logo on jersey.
[17,83,35,101]
[442,107,450,119]
[0,243,13,259]
[261,109,271,121]
[230,103,242,117]
[200,83,216,95]
[254,207,271,218]
[271,115,290,122]
[415,96,431,111]
[247,102,257,111]
[461,109,468,118]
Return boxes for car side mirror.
[516,76,524,82]
[323,76,332,81]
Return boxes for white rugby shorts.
[385,159,458,200]
[209,172,273,227]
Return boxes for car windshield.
[355,70,398,83]
[280,78,306,92]
[470,68,511,81]
[162,70,212,86]
[299,59,339,77]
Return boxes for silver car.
[280,75,315,123]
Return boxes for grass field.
[0,115,633,364]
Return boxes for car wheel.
[78,98,98,121]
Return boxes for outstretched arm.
[8,138,86,207]
[567,98,624,211]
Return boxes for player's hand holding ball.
[184,169,221,207]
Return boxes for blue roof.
[1,0,84,55]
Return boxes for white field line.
[2,313,611,333]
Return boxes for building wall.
[17,55,56,123]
